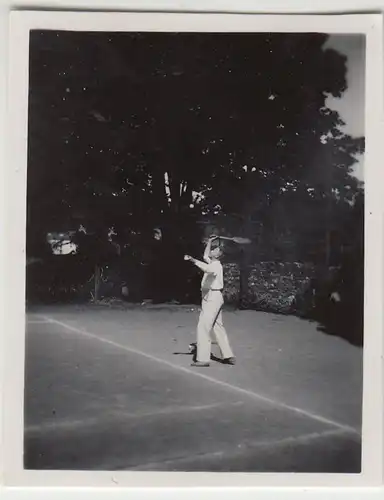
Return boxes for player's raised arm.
[203,235,217,263]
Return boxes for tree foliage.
[27,31,364,284]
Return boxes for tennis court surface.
[24,304,363,472]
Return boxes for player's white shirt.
[201,259,224,292]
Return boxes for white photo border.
[2,5,383,496]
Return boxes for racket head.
[232,237,252,244]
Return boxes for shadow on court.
[24,305,362,472]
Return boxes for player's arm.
[184,255,216,274]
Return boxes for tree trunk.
[325,192,333,267]
[94,264,101,301]
[325,229,331,267]
[151,167,169,216]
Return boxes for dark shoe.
[223,357,236,365]
[191,361,210,367]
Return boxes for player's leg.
[194,296,218,365]
[212,309,235,363]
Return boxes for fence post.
[239,248,250,308]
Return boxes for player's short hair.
[213,242,224,258]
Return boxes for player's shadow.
[172,342,195,358]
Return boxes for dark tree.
[27,31,364,303]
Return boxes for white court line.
[128,427,359,471]
[41,315,360,436]
[25,401,244,434]
[27,320,51,324]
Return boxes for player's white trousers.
[196,290,234,363]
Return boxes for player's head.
[210,243,224,260]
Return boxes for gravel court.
[30,305,363,429]
[24,307,362,472]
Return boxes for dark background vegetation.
[26,31,365,345]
